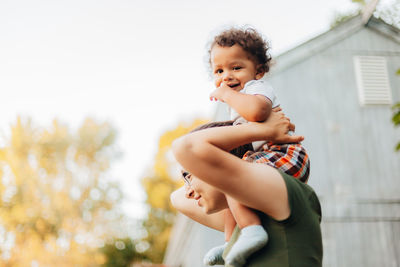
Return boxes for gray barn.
[164,14,400,267]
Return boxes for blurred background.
[1,0,399,266]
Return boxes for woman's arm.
[173,110,302,155]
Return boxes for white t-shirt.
[229,79,280,151]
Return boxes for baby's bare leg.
[225,196,268,267]
[204,209,236,266]
[227,195,261,228]
[224,208,236,241]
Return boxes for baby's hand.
[209,83,232,102]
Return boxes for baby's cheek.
[215,78,224,86]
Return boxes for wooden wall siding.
[322,221,400,267]
[164,214,224,267]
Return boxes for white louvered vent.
[353,56,392,106]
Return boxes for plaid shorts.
[242,143,310,183]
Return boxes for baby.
[205,27,310,266]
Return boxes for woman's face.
[184,172,227,214]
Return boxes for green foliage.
[330,0,364,28]
[393,103,400,126]
[331,12,359,28]
[140,207,175,263]
[393,104,400,151]
[393,69,400,151]
[351,0,366,4]
[101,238,144,267]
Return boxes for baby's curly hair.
[208,27,272,73]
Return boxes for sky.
[0,0,373,220]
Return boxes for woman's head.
[184,172,228,214]
[181,121,253,214]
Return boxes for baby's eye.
[233,66,242,70]
[214,69,223,74]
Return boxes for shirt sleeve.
[242,80,280,108]
[278,172,322,225]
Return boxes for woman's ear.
[255,65,265,80]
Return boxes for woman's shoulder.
[281,172,318,199]
[277,171,321,224]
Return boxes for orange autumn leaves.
[0,117,121,266]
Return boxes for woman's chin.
[202,205,213,214]
[204,206,220,215]
[204,209,214,215]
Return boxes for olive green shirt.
[223,172,323,267]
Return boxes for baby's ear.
[255,65,265,79]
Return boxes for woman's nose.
[185,187,194,198]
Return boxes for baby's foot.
[203,243,227,266]
[225,225,268,267]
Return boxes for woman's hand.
[255,110,304,144]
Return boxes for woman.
[170,111,323,267]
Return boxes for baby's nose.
[223,71,233,81]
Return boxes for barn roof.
[272,15,400,73]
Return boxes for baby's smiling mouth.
[228,83,240,89]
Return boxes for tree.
[100,238,144,267]
[330,0,366,28]
[139,119,208,263]
[331,0,400,29]
[393,68,400,151]
[0,117,127,266]
[393,103,400,151]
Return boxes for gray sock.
[203,242,227,266]
[225,225,268,267]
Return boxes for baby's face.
[211,44,264,91]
